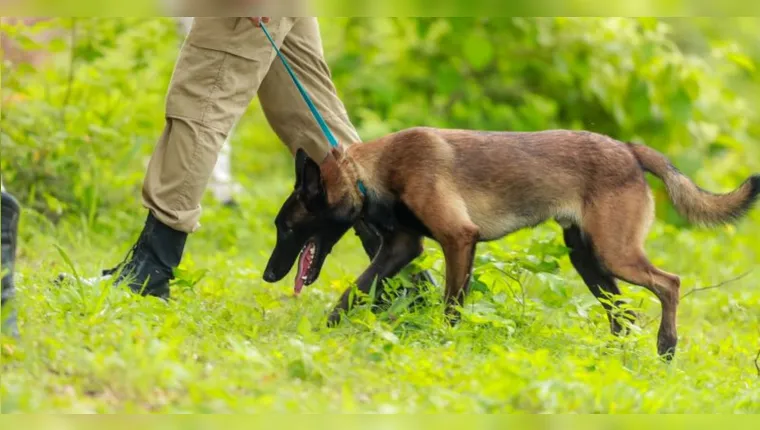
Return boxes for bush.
[2,18,759,227]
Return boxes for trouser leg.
[105,18,299,297]
[144,17,298,233]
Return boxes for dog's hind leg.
[327,230,423,326]
[563,225,637,335]
[439,226,478,323]
[584,185,681,360]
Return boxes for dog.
[263,127,759,360]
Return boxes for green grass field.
[2,116,759,413]
[2,17,760,414]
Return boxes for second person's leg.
[2,181,20,338]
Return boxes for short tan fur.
[312,127,758,360]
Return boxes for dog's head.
[263,147,365,294]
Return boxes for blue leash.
[260,23,339,149]
[260,23,366,195]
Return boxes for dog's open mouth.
[294,239,319,295]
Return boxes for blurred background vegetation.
[2,17,759,231]
[2,18,759,413]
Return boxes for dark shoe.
[102,212,188,299]
[221,199,240,209]
[2,191,20,338]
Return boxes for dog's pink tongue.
[294,242,314,295]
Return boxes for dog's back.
[449,129,644,239]
[357,127,644,240]
[352,126,757,241]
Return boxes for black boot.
[102,212,188,299]
[2,191,20,338]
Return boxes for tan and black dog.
[263,127,759,360]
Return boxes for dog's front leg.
[397,188,480,324]
[327,230,423,326]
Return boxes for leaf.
[53,243,89,311]
[296,316,312,337]
[54,243,80,286]
[48,37,68,53]
[470,276,491,294]
[523,258,560,274]
[726,52,756,73]
[173,267,208,290]
[683,73,701,100]
[42,192,65,215]
[74,43,105,62]
[436,63,462,95]
[13,32,43,51]
[374,329,399,345]
[287,359,308,380]
[463,29,494,71]
[670,88,692,123]
[14,63,37,77]
[713,134,744,151]
[627,77,651,125]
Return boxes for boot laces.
[101,224,151,276]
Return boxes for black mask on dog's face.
[262,149,356,294]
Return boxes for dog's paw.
[326,310,343,328]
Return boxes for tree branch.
[639,272,752,329]
[681,270,753,299]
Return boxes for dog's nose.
[263,270,276,283]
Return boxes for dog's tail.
[628,143,759,226]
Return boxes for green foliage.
[3,18,759,225]
[1,18,178,224]
[323,17,760,224]
[1,18,759,413]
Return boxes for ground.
[1,18,759,413]
[2,119,759,413]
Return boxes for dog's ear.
[298,153,325,209]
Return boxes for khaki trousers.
[143,17,360,233]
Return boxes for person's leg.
[257,18,437,288]
[173,16,241,207]
[101,18,300,298]
[257,18,358,161]
[1,182,20,338]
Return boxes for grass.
[2,17,760,414]
[2,117,759,413]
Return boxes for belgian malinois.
[263,127,759,360]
